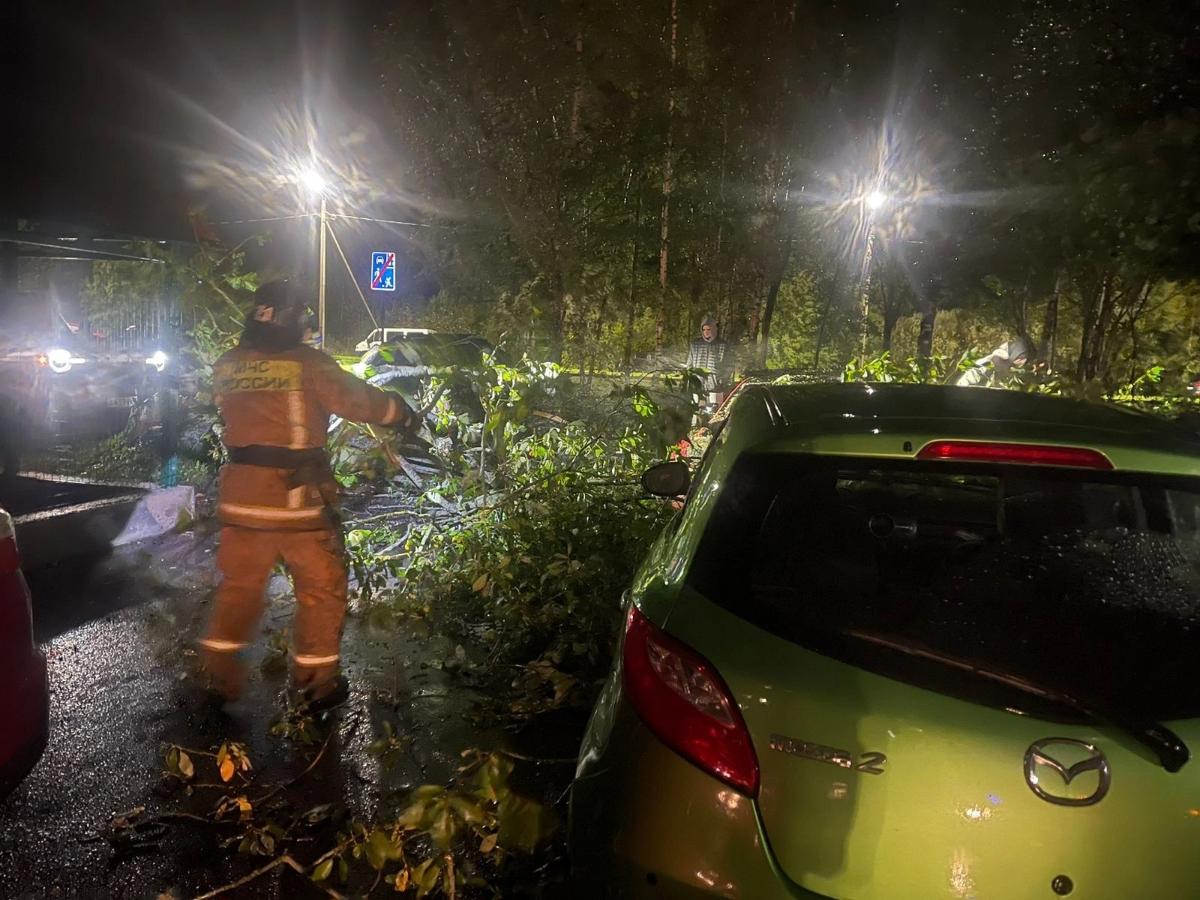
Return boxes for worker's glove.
[392,400,422,437]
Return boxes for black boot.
[299,674,350,713]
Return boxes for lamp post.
[857,190,888,358]
[299,166,329,348]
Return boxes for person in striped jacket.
[685,314,731,423]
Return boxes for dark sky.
[5,0,394,240]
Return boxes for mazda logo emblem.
[1024,738,1111,806]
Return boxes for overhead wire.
[215,213,316,225]
[326,213,443,229]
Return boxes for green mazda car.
[570,383,1200,899]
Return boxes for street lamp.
[298,166,328,197]
[298,165,330,349]
[857,190,889,357]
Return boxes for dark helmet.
[241,280,306,350]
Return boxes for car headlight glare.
[145,350,169,372]
[47,347,75,373]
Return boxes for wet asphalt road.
[0,524,571,899]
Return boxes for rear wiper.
[845,629,1190,773]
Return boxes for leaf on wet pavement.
[448,794,486,826]
[497,793,557,852]
[365,827,403,870]
[176,750,194,780]
[471,752,515,803]
[311,858,334,882]
[393,866,411,891]
[428,804,456,850]
[412,858,440,898]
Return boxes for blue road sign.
[370,251,397,292]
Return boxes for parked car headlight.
[145,350,169,372]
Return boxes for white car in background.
[353,327,434,353]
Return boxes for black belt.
[227,445,333,492]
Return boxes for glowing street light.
[298,166,328,198]
[865,190,889,212]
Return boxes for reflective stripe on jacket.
[214,344,407,530]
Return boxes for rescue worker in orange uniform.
[199,281,414,707]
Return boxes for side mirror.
[641,460,691,498]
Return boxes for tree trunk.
[570,27,584,140]
[757,205,795,367]
[622,192,643,372]
[917,301,936,364]
[748,277,765,346]
[654,0,679,354]
[712,108,729,326]
[549,269,567,363]
[1078,272,1113,381]
[1013,276,1031,337]
[1040,270,1063,371]
[1093,274,1116,381]
[688,249,704,333]
[1075,273,1099,381]
[882,295,901,354]
[723,260,738,342]
[812,295,834,369]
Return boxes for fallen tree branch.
[155,812,235,828]
[253,722,339,806]
[191,853,343,899]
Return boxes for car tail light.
[622,605,760,796]
[916,440,1113,470]
[0,510,19,575]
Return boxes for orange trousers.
[200,525,347,697]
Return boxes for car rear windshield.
[687,453,1200,721]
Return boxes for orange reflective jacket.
[214,344,408,530]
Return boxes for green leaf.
[312,859,334,882]
[428,804,457,850]
[365,828,398,870]
[413,858,441,898]
[396,806,424,830]
[496,793,557,852]
[346,528,372,548]
[472,753,515,802]
[448,794,487,825]
[177,750,195,780]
